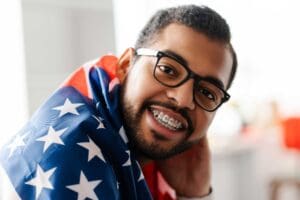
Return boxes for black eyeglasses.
[135,48,230,112]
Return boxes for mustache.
[141,100,194,136]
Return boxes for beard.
[120,80,196,160]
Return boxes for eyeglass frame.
[135,48,231,112]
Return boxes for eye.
[157,65,178,77]
[199,88,216,101]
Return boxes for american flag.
[0,55,152,200]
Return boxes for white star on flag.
[119,126,128,143]
[122,150,131,167]
[136,161,144,182]
[66,171,102,200]
[96,102,100,109]
[116,181,120,190]
[25,165,56,200]
[52,98,84,117]
[37,126,67,152]
[78,137,106,162]
[7,134,26,157]
[92,115,105,129]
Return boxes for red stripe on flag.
[63,67,89,98]
[96,55,118,80]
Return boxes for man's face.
[118,23,233,160]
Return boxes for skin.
[117,23,233,197]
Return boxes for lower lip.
[145,109,186,140]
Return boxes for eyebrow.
[162,49,225,89]
[202,76,225,89]
[163,49,189,67]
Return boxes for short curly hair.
[134,5,237,89]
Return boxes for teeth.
[151,109,183,131]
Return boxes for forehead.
[150,23,233,88]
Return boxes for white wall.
[22,0,115,114]
[0,0,28,146]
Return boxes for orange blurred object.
[282,117,300,150]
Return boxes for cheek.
[189,111,215,141]
[122,68,157,109]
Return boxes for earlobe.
[116,47,135,83]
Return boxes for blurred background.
[1,0,300,199]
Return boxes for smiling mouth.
[150,108,186,131]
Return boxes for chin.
[128,130,194,160]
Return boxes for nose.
[166,79,196,110]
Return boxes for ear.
[116,47,135,83]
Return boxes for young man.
[0,5,237,200]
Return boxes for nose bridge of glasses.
[169,78,196,110]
